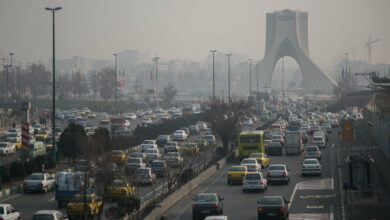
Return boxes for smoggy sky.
[1,0,389,68]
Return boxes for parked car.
[32,210,68,220]
[242,172,268,193]
[135,168,156,185]
[257,196,289,219]
[192,193,224,220]
[0,204,21,220]
[301,158,322,176]
[266,164,290,184]
[23,173,55,193]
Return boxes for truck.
[285,131,303,155]
[346,106,359,114]
[55,171,88,208]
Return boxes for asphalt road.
[161,127,342,220]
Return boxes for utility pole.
[152,56,160,108]
[112,53,118,114]
[45,6,62,166]
[210,50,217,103]
[226,53,232,103]
[366,35,380,65]
[17,66,21,99]
[248,59,253,97]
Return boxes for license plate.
[201,210,210,213]
[268,213,276,216]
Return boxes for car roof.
[34,210,61,215]
[269,164,286,167]
[197,193,217,196]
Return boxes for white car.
[0,204,21,220]
[0,142,16,155]
[242,172,267,193]
[301,158,321,176]
[204,135,216,144]
[172,130,187,141]
[240,158,261,172]
[142,117,153,126]
[124,120,131,127]
[125,113,137,120]
[243,118,253,126]
[196,121,207,131]
[23,173,55,193]
[144,148,162,163]
[142,140,158,151]
[32,210,68,220]
[165,152,184,166]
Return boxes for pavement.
[160,126,342,220]
[337,121,390,220]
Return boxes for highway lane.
[161,128,341,220]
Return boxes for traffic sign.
[342,123,353,141]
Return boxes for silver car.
[301,159,321,176]
[266,164,290,184]
[240,158,261,172]
[303,146,321,160]
[135,168,156,185]
[242,172,268,193]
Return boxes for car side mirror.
[257,200,260,204]
[219,197,224,201]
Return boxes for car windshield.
[128,159,140,163]
[306,147,318,152]
[304,160,318,164]
[32,214,55,220]
[229,166,246,172]
[313,137,323,141]
[27,174,44,180]
[136,169,149,175]
[269,166,285,170]
[131,152,142,158]
[145,149,157,153]
[195,194,217,202]
[151,162,164,167]
[250,154,262,158]
[167,152,179,157]
[144,140,153,144]
[260,197,283,205]
[110,181,127,187]
[241,159,256,164]
[245,173,261,180]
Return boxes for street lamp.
[209,50,217,103]
[256,61,259,99]
[226,53,232,103]
[45,6,62,165]
[248,59,253,97]
[113,53,118,113]
[152,56,160,108]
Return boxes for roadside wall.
[364,109,390,159]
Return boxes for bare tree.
[161,81,178,105]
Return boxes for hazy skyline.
[1,0,389,69]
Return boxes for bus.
[110,116,125,132]
[238,130,264,160]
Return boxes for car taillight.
[317,152,321,155]
[302,165,305,168]
[227,174,231,176]
[312,140,314,143]
[212,205,218,208]
[242,181,246,184]
[283,171,287,177]
[304,152,307,155]
[260,180,264,184]
[316,165,320,168]
[252,166,257,169]
[280,208,284,211]
[267,172,270,176]
[192,205,197,209]
[258,208,263,211]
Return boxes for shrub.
[9,162,25,179]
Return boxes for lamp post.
[226,53,232,103]
[209,50,217,103]
[248,59,253,97]
[152,56,160,108]
[113,53,118,113]
[256,61,259,99]
[45,6,62,165]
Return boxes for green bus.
[238,130,264,160]
[28,141,46,159]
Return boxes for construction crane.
[366,35,380,65]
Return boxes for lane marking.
[173,167,228,220]
[49,197,55,202]
[0,193,22,202]
[288,182,299,209]
[306,205,324,209]
[330,143,334,189]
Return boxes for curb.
[0,184,23,200]
[336,148,346,220]
[143,151,231,220]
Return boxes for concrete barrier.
[143,152,231,220]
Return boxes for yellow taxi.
[106,180,135,199]
[227,165,248,185]
[145,113,156,119]
[249,153,270,168]
[8,137,21,149]
[99,119,110,127]
[66,193,102,218]
[35,130,49,141]
[182,143,199,156]
[77,111,86,116]
[109,150,128,163]
[160,114,171,120]
[86,127,96,136]
[87,112,96,119]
